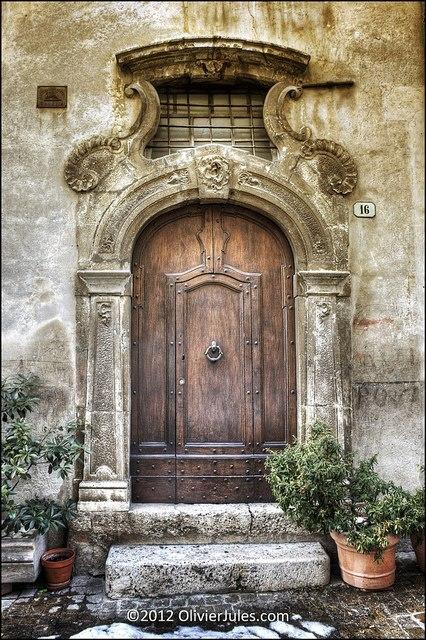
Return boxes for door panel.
[220,213,294,446]
[131,211,207,456]
[184,281,244,446]
[171,271,258,455]
[131,205,295,503]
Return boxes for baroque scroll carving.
[63,136,122,192]
[97,302,112,326]
[316,301,332,320]
[64,81,160,192]
[122,82,160,166]
[236,171,260,187]
[99,234,115,253]
[263,82,312,150]
[263,81,357,196]
[299,139,357,196]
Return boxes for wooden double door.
[131,205,296,503]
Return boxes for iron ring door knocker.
[205,340,223,362]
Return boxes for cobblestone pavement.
[1,553,424,639]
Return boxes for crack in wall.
[247,2,258,39]
[247,504,254,539]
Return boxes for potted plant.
[1,373,85,590]
[265,421,416,590]
[408,474,425,573]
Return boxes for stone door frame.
[64,38,356,512]
[74,145,351,512]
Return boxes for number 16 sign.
[353,202,376,218]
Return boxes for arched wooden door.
[131,205,296,503]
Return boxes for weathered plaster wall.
[2,1,424,493]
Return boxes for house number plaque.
[37,86,67,109]
[353,202,376,218]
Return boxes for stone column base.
[78,480,129,512]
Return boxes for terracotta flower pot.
[411,533,425,573]
[41,547,75,591]
[330,531,399,590]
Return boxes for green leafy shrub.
[1,373,40,422]
[265,421,424,560]
[1,373,85,537]
[407,468,425,544]
[264,422,350,535]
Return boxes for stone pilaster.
[76,271,132,511]
[295,271,351,447]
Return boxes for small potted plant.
[1,373,85,590]
[265,421,416,590]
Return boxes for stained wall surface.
[2,1,424,495]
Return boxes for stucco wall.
[2,1,424,494]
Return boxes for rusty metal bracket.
[300,80,354,90]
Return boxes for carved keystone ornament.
[197,155,230,191]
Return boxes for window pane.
[230,94,248,106]
[169,118,190,141]
[213,93,229,106]
[234,128,252,141]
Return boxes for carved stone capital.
[76,270,132,296]
[296,271,350,297]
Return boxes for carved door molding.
[67,38,356,512]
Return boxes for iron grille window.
[146,84,276,160]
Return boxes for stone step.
[73,502,318,546]
[105,542,330,598]
[71,504,325,576]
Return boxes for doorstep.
[105,542,331,598]
[69,503,323,576]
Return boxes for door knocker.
[205,340,223,362]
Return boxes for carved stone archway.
[66,38,356,512]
